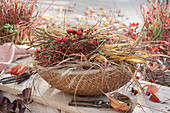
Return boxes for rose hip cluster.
[34,28,101,67]
[67,28,83,36]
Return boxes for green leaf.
[123,100,132,103]
[9,29,14,33]
[10,25,14,29]
[4,24,10,27]
[0,24,13,30]
[0,26,8,30]
[6,29,9,32]
[14,30,19,33]
[98,49,105,55]
[39,27,44,30]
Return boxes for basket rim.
[36,64,128,76]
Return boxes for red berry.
[151,79,154,83]
[63,37,68,43]
[91,40,94,44]
[133,90,138,95]
[67,28,72,34]
[98,40,101,45]
[76,31,82,35]
[164,24,167,27]
[136,23,139,26]
[146,91,150,96]
[136,76,140,79]
[160,83,163,85]
[88,41,93,45]
[88,40,94,46]
[138,69,141,72]
[142,39,145,42]
[60,42,63,45]
[147,11,150,14]
[56,37,62,42]
[78,27,82,30]
[148,17,151,20]
[159,13,162,17]
[78,27,83,32]
[72,29,77,35]
[150,21,153,24]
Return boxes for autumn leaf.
[143,85,159,94]
[147,85,159,94]
[149,93,160,103]
[143,85,150,89]
[143,85,160,103]
[84,11,89,16]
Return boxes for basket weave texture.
[38,64,133,96]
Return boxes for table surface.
[0,57,170,113]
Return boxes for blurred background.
[36,0,146,24]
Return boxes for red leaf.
[12,99,22,111]
[22,88,32,99]
[19,108,25,113]
[7,103,15,111]
[34,49,38,57]
[9,64,32,76]
[9,65,21,75]
[149,93,160,103]
[147,85,159,94]
[17,94,25,99]
[0,96,10,104]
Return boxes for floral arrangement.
[34,27,102,67]
[33,26,148,69]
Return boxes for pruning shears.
[68,98,112,108]
[0,72,35,84]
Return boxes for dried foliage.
[138,0,170,86]
[0,88,32,113]
[140,0,170,55]
[0,0,41,45]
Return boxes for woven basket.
[37,64,134,96]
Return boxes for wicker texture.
[38,64,133,96]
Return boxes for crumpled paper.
[0,43,33,72]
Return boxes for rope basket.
[36,63,134,96]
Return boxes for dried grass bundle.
[0,0,41,45]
